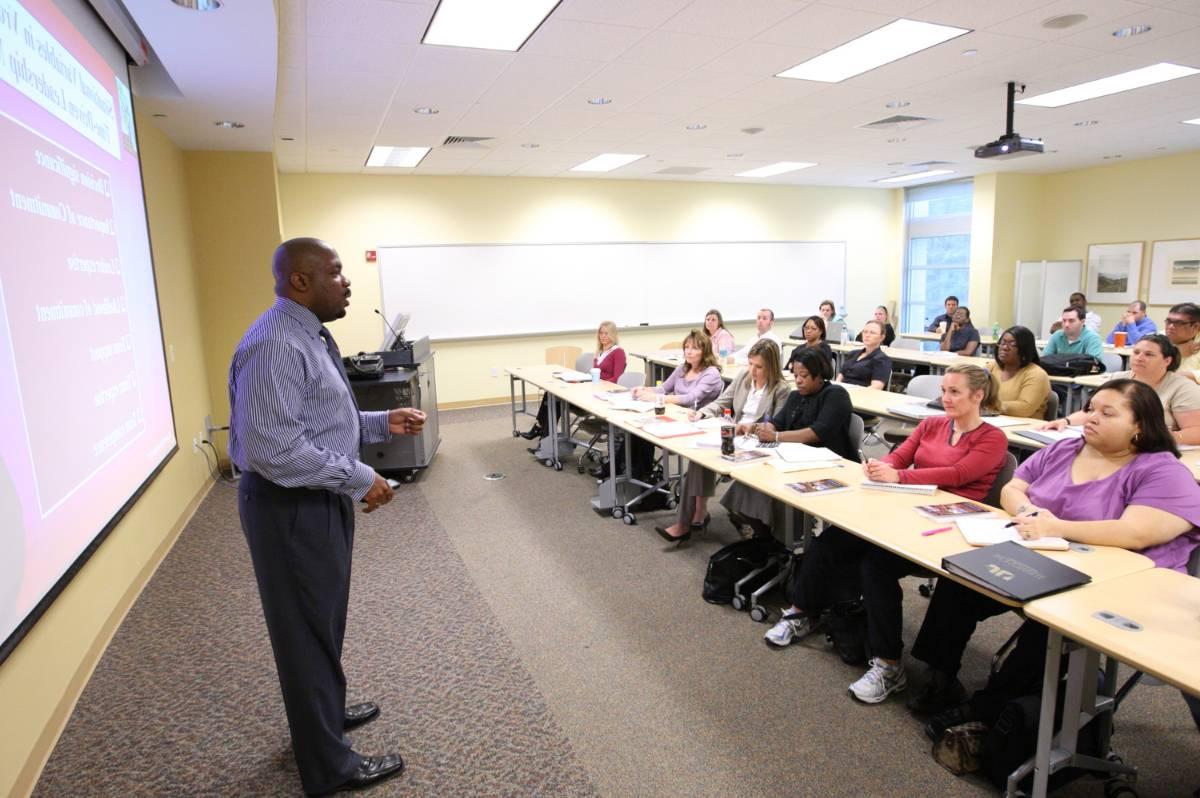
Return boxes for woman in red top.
[521,320,626,441]
[592,320,626,382]
[763,364,1009,705]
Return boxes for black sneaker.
[907,669,967,715]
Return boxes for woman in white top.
[1042,333,1200,445]
[704,308,735,357]
[655,340,789,544]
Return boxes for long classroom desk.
[1022,567,1200,797]
[897,331,1135,368]
[726,457,1154,608]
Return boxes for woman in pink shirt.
[765,365,1009,706]
[704,308,735,358]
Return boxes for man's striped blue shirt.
[229,296,390,499]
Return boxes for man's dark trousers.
[239,471,360,794]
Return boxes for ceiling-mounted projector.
[975,81,1043,159]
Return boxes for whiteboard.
[377,241,846,340]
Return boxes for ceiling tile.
[614,29,741,72]
[660,0,808,39]
[306,0,433,45]
[753,3,897,50]
[520,18,650,61]
[555,0,693,29]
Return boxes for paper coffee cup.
[590,367,601,383]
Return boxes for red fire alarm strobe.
[365,250,377,262]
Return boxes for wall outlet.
[193,436,201,452]
[204,414,214,439]
[490,367,499,378]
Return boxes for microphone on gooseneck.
[375,308,402,346]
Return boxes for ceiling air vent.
[442,136,493,148]
[857,115,932,130]
[656,166,708,175]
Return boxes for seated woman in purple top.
[910,379,1200,744]
[633,328,724,408]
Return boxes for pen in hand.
[1004,511,1038,528]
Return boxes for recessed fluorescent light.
[365,145,431,168]
[1113,24,1151,38]
[1018,63,1200,108]
[1183,118,1200,125]
[776,19,970,83]
[422,0,561,51]
[735,161,817,178]
[587,97,613,105]
[875,169,955,183]
[569,153,645,172]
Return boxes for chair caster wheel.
[749,605,768,622]
[731,595,746,611]
[918,583,934,598]
[554,462,563,471]
[623,513,636,525]
[612,508,623,519]
[512,430,520,438]
[665,498,677,510]
[400,472,415,484]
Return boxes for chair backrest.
[661,340,681,350]
[617,371,644,389]
[982,452,1018,509]
[893,337,921,350]
[1043,390,1060,422]
[545,345,582,367]
[848,413,865,457]
[907,374,943,400]
[1101,352,1124,373]
[574,352,594,373]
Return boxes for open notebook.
[955,517,1070,551]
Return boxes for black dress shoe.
[343,701,380,730]
[519,426,542,440]
[328,753,405,793]
[907,669,967,715]
[654,525,691,545]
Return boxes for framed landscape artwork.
[1149,239,1200,306]
[1086,242,1142,305]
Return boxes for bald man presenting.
[229,238,424,794]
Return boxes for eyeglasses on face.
[1165,317,1198,327]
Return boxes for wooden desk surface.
[506,365,620,418]
[604,402,738,475]
[730,459,1154,606]
[1025,567,1200,696]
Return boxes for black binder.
[942,541,1090,602]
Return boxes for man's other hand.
[388,407,426,435]
[363,473,394,513]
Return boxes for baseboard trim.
[438,396,519,411]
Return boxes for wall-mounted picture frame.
[1086,241,1143,305]
[1149,239,1200,306]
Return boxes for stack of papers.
[641,420,702,439]
[607,395,655,412]
[767,443,844,473]
[553,369,592,383]
[955,517,1070,551]
[983,415,1034,428]
[887,404,945,420]
[1015,427,1083,446]
[861,480,938,495]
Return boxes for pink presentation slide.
[0,0,175,652]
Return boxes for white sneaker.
[764,612,814,648]
[848,657,908,703]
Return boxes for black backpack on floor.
[702,538,781,604]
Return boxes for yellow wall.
[277,174,904,404]
[983,151,1200,333]
[0,114,215,798]
[183,152,284,426]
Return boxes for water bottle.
[654,380,665,415]
[840,324,850,345]
[720,408,735,455]
[992,321,1001,340]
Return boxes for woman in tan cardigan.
[986,325,1051,419]
[655,339,790,544]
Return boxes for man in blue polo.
[1043,305,1104,358]
[1106,300,1157,345]
[229,237,425,795]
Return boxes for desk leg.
[546,393,563,471]
[1028,630,1063,798]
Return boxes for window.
[901,180,973,333]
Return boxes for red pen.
[921,526,954,537]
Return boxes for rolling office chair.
[883,374,943,450]
[574,351,595,373]
[1043,390,1060,422]
[577,371,644,474]
[1101,352,1124,374]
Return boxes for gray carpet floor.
[34,404,1200,797]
